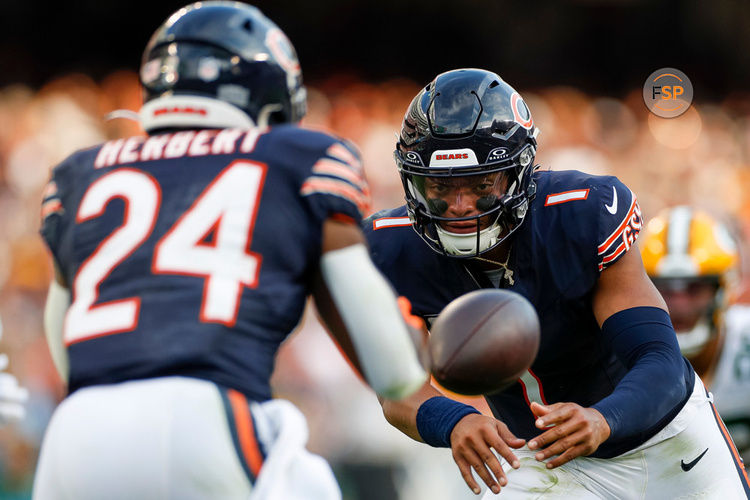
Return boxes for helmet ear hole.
[242,19,253,32]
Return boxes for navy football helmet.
[140,1,306,132]
[395,69,539,257]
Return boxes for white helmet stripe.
[666,205,693,256]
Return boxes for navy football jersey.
[41,126,369,401]
[364,169,695,457]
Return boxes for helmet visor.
[142,43,238,93]
[409,171,507,231]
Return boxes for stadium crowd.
[0,70,748,498]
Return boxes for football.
[429,289,540,396]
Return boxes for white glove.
[0,353,27,424]
[0,316,28,425]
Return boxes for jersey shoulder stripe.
[41,199,63,219]
[544,189,589,206]
[326,142,363,174]
[300,177,370,215]
[41,179,64,220]
[597,193,643,271]
[372,216,412,230]
[311,158,367,191]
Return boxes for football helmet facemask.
[140,1,306,132]
[395,68,539,257]
[641,206,739,359]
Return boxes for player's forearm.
[593,307,691,443]
[318,243,428,400]
[380,381,443,442]
[593,347,689,443]
[44,280,70,382]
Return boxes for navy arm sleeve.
[592,306,694,451]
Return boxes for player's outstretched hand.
[450,413,526,495]
[527,401,610,469]
[0,354,28,425]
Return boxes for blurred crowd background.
[1,0,749,498]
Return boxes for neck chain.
[472,248,514,285]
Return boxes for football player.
[641,206,750,460]
[364,68,750,497]
[33,3,428,499]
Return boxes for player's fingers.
[453,455,484,495]
[496,422,526,449]
[528,418,579,450]
[534,404,575,428]
[529,401,550,418]
[532,428,588,461]
[489,432,521,469]
[476,440,510,490]
[544,444,587,469]
[463,447,502,494]
[529,424,568,450]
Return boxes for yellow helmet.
[640,206,739,371]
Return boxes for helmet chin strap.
[139,95,256,133]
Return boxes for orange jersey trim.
[300,177,370,214]
[711,402,750,488]
[597,194,637,254]
[329,213,357,225]
[227,389,264,478]
[312,158,368,191]
[398,296,426,331]
[327,143,363,173]
[42,181,58,199]
[41,199,63,219]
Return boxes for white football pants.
[482,376,750,499]
[33,376,341,500]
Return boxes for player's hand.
[0,354,27,425]
[527,401,610,469]
[450,413,526,495]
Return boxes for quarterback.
[365,68,750,498]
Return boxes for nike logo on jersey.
[680,448,708,471]
[605,186,618,214]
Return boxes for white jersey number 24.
[64,162,266,345]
